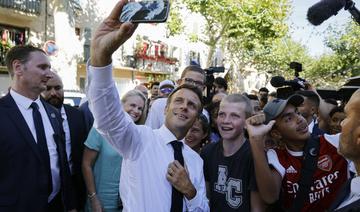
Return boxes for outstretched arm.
[86,0,142,159]
[90,0,137,67]
[246,114,282,204]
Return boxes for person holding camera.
[245,95,354,211]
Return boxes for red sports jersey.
[268,135,350,211]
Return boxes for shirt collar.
[285,146,304,157]
[351,176,360,194]
[60,105,67,120]
[10,89,41,110]
[158,124,183,145]
[308,118,315,133]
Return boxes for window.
[0,24,27,66]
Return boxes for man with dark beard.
[42,72,88,211]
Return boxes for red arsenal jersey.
[267,134,352,211]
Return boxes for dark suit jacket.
[0,93,76,212]
[311,122,325,137]
[78,101,94,135]
[63,104,88,210]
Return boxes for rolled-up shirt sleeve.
[86,63,143,160]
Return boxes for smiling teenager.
[245,95,354,211]
[201,94,264,211]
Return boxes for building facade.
[0,0,211,98]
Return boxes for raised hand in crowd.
[90,0,137,67]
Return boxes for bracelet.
[88,192,96,199]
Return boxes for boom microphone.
[345,0,360,24]
[307,0,345,26]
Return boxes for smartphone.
[119,0,170,23]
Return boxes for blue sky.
[288,0,356,57]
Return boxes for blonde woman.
[82,90,146,212]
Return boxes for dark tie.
[49,107,75,209]
[53,123,75,209]
[30,102,52,195]
[170,140,184,212]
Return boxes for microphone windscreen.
[307,0,345,26]
[270,76,286,88]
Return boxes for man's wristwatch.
[88,192,96,199]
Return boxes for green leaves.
[304,21,360,88]
[180,0,358,88]
[166,1,185,37]
[183,0,290,67]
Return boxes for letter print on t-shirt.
[214,165,243,208]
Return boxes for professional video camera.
[204,66,225,104]
[270,62,307,99]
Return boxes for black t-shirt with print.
[201,140,257,212]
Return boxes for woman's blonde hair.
[121,89,147,124]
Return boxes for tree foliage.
[166,1,185,37]
[304,21,360,88]
[324,21,360,77]
[183,0,291,67]
[180,0,358,89]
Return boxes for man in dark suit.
[79,100,94,134]
[41,72,88,210]
[0,45,76,212]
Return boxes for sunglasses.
[160,87,174,94]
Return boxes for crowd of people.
[1,1,359,212]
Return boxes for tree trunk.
[206,45,216,68]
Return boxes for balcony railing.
[0,0,41,15]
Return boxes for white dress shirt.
[86,63,209,212]
[145,97,167,129]
[60,106,73,173]
[10,89,60,202]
